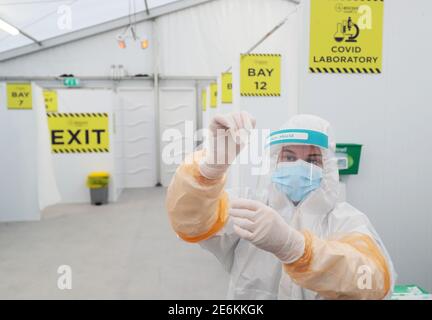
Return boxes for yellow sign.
[44,90,58,113]
[202,89,207,111]
[221,73,232,104]
[309,0,384,74]
[210,83,217,108]
[7,83,32,109]
[47,113,110,153]
[240,54,281,97]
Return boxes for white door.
[159,87,196,186]
[116,87,157,188]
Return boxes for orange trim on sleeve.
[176,192,229,243]
[338,233,391,299]
[284,230,313,274]
[283,231,391,300]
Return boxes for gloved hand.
[229,198,305,264]
[199,111,256,180]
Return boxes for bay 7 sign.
[7,83,32,109]
[309,0,384,74]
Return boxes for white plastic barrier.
[0,82,60,222]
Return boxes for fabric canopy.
[0,0,180,53]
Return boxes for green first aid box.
[391,285,431,300]
[335,144,362,175]
[393,285,429,295]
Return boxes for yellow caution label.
[7,83,32,109]
[240,54,281,97]
[47,113,110,153]
[309,0,384,74]
[221,73,232,104]
[202,89,207,111]
[44,90,58,113]
[210,83,218,108]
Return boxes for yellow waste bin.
[87,172,110,205]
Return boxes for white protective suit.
[166,114,396,300]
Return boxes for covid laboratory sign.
[309,0,384,74]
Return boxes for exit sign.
[63,77,80,87]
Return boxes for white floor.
[0,188,229,299]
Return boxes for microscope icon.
[334,17,360,43]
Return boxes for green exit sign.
[63,78,80,87]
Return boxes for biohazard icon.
[334,17,360,43]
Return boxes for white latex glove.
[229,198,305,264]
[200,111,256,180]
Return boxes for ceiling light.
[117,35,126,49]
[0,18,20,36]
[141,39,149,49]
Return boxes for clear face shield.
[255,129,329,206]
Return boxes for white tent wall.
[231,11,300,131]
[0,0,297,77]
[0,0,178,54]
[225,7,299,191]
[0,21,154,77]
[0,82,60,222]
[297,0,432,291]
[53,89,118,203]
[155,0,297,76]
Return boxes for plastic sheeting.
[155,0,299,76]
[34,83,61,210]
[0,82,60,221]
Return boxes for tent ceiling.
[0,0,180,53]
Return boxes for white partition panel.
[116,88,157,189]
[34,84,61,210]
[159,86,196,187]
[0,82,60,222]
[53,89,117,203]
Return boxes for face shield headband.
[267,129,329,151]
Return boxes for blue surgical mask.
[271,160,323,203]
